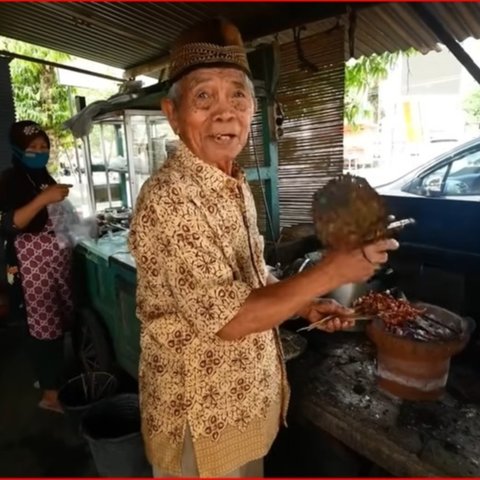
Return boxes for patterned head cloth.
[168,17,252,84]
[9,120,50,151]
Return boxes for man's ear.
[161,97,179,134]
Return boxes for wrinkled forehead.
[181,67,251,89]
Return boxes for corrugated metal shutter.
[277,27,345,227]
[0,58,16,173]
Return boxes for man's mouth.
[211,133,237,143]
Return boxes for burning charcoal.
[416,315,458,341]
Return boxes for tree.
[463,89,480,128]
[344,51,403,129]
[0,37,75,172]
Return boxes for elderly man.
[129,18,398,478]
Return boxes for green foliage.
[1,37,75,171]
[463,89,480,125]
[344,50,412,129]
[345,51,400,92]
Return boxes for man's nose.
[211,99,235,121]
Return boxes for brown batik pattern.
[169,43,251,82]
[129,142,288,457]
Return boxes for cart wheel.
[74,308,115,374]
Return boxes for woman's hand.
[297,298,355,332]
[38,184,72,206]
[13,184,72,230]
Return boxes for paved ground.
[0,323,97,477]
[0,319,391,477]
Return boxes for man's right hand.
[38,184,72,205]
[322,238,399,284]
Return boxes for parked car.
[375,137,480,322]
[376,136,480,200]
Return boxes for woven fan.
[312,174,389,250]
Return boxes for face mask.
[13,146,49,169]
[22,151,49,169]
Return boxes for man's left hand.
[297,299,355,333]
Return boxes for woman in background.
[0,120,74,413]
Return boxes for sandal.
[38,399,64,414]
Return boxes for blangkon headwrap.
[169,42,251,84]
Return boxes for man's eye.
[233,90,246,98]
[196,91,209,99]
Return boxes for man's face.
[162,68,255,165]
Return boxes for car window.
[444,150,480,196]
[408,165,448,196]
[406,147,480,197]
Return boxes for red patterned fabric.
[14,205,73,340]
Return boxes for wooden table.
[286,331,480,477]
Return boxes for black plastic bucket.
[81,393,152,477]
[58,372,118,432]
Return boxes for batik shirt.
[129,142,289,477]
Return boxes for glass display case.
[83,109,177,214]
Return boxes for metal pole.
[146,116,153,173]
[124,114,136,207]
[0,49,124,83]
[82,136,96,216]
[67,87,83,184]
[100,123,112,208]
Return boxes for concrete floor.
[0,323,97,477]
[0,319,392,478]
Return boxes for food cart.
[69,102,175,377]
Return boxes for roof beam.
[124,54,169,80]
[409,2,480,85]
[124,3,374,80]
[0,50,124,83]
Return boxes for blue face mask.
[12,146,49,169]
